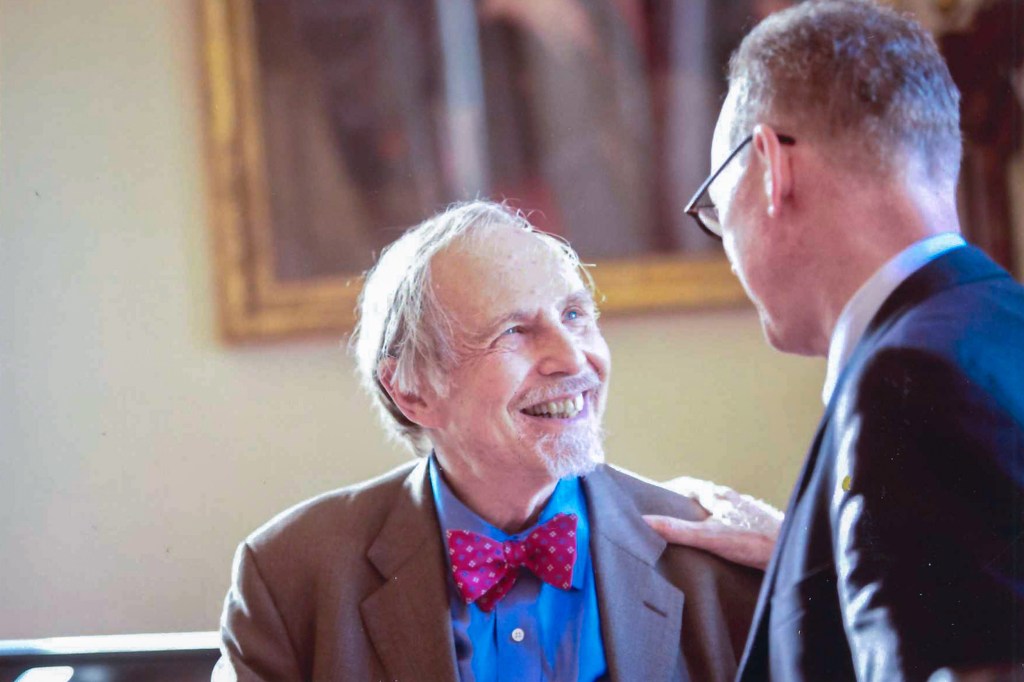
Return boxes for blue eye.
[565,308,582,321]
[502,326,522,336]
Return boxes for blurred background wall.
[0,0,1019,639]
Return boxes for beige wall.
[1,0,946,640]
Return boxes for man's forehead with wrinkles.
[429,225,591,342]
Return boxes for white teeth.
[523,394,585,419]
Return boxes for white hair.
[351,200,592,455]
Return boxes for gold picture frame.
[200,0,747,343]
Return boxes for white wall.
[0,0,864,639]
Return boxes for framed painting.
[200,0,777,342]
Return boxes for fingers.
[660,477,785,532]
[643,515,723,551]
[644,514,735,555]
[644,514,775,571]
[655,477,783,570]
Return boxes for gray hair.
[728,0,961,182]
[351,200,592,455]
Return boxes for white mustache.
[517,371,601,408]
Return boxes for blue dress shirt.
[428,455,608,682]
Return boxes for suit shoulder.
[596,467,764,658]
[601,465,764,572]
[886,274,1024,354]
[597,464,708,519]
[245,459,421,554]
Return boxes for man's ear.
[378,358,443,429]
[752,124,793,219]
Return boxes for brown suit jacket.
[216,460,761,681]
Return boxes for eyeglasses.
[683,132,796,240]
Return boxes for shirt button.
[510,628,525,643]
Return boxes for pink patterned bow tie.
[446,512,578,613]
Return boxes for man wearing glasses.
[656,0,1024,680]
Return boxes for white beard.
[535,420,606,480]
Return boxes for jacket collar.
[865,244,1008,342]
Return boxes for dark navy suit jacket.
[738,246,1024,681]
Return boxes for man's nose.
[536,325,587,376]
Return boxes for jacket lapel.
[360,460,458,682]
[736,414,830,680]
[584,466,686,682]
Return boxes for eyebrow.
[470,289,596,344]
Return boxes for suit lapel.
[584,466,685,682]
[360,460,458,682]
[736,413,831,680]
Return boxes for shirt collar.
[822,233,966,405]
[428,453,589,590]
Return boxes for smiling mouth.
[520,393,585,419]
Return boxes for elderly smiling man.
[215,200,762,681]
